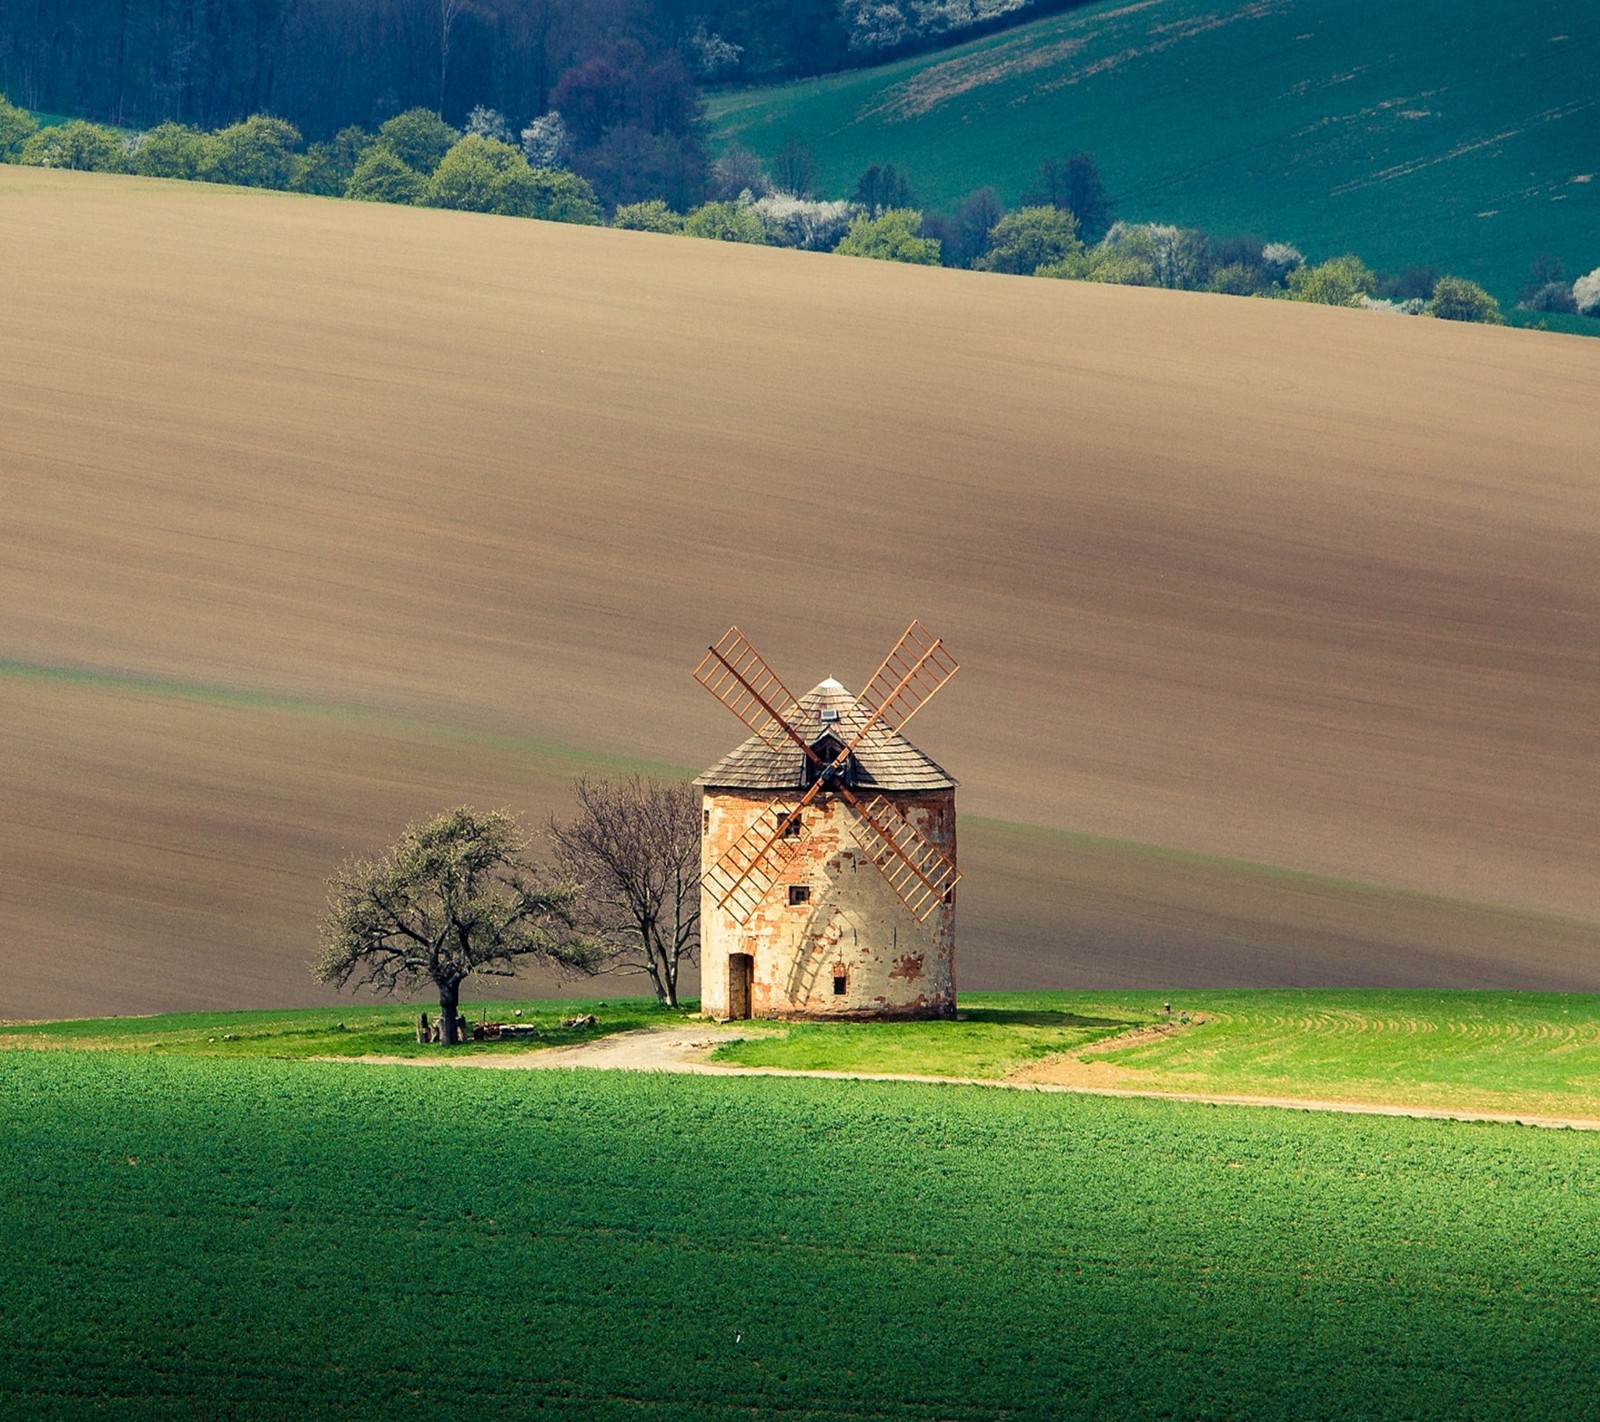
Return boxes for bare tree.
[547,776,701,1008]
[771,137,815,199]
[316,807,595,1044]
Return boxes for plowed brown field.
[3,168,1597,1018]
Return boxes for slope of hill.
[2,168,1597,1017]
[707,0,1600,305]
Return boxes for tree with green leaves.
[291,130,372,196]
[1425,276,1503,323]
[19,120,128,172]
[1059,246,1148,285]
[345,147,425,204]
[132,122,214,179]
[376,108,459,176]
[423,137,601,222]
[1287,254,1376,307]
[0,95,39,160]
[523,167,602,224]
[316,807,596,1045]
[833,208,939,265]
[612,198,685,233]
[1208,263,1261,295]
[423,136,540,215]
[975,205,1081,276]
[201,116,302,190]
[683,199,764,242]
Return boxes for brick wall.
[700,788,956,1020]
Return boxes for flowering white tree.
[688,23,743,78]
[1572,266,1600,316]
[1093,223,1213,289]
[1359,296,1424,315]
[750,192,860,249]
[844,0,1028,50]
[465,106,513,144]
[520,111,568,169]
[1261,242,1304,283]
[845,1,907,48]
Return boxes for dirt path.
[350,1026,1600,1132]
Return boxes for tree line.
[1,93,1527,324]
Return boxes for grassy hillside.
[2,168,1598,1017]
[708,0,1600,305]
[12,989,1600,1121]
[3,1049,1598,1418]
[0,996,683,1059]
[712,989,1600,1119]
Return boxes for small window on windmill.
[703,809,710,834]
[832,964,848,996]
[819,707,840,724]
[788,884,811,906]
[775,811,802,839]
[805,732,855,789]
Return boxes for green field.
[13,990,1600,1121]
[2,1048,1598,1419]
[714,990,1600,1118]
[708,0,1600,305]
[0,997,684,1061]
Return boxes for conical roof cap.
[696,680,957,792]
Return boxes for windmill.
[692,621,961,1021]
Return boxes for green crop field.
[12,990,1600,1120]
[0,997,683,1061]
[3,1048,1598,1419]
[708,0,1600,307]
[713,989,1600,1118]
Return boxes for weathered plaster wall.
[700,788,956,1020]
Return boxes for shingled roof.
[696,678,957,792]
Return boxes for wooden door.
[727,953,754,1020]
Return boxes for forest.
[0,0,1092,139]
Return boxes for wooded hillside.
[0,0,1089,137]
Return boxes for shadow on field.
[962,1008,1129,1029]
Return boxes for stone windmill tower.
[692,622,960,1021]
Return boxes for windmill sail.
[693,626,816,761]
[840,790,961,922]
[843,619,958,755]
[703,799,813,920]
